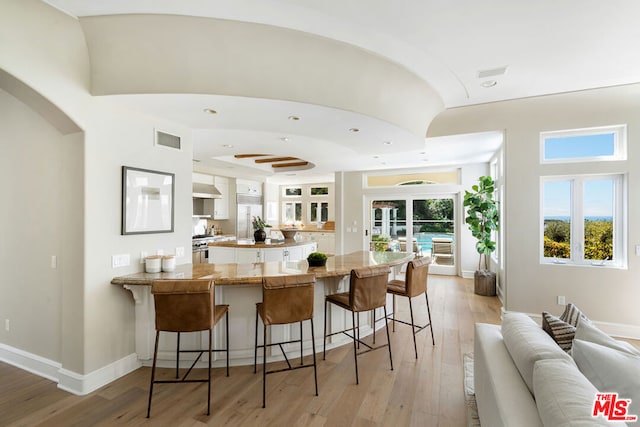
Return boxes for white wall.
[0,1,195,390]
[428,83,640,332]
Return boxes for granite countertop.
[111,251,415,286]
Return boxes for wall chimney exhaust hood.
[193,183,222,199]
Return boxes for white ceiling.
[45,0,640,183]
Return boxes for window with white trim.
[541,125,626,163]
[541,174,626,267]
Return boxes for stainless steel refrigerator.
[236,194,264,240]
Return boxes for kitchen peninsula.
[112,251,415,368]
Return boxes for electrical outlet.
[5,319,9,332]
[557,295,566,305]
[112,254,131,268]
[175,247,185,258]
[635,245,640,256]
[157,249,164,255]
[51,255,57,269]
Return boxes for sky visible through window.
[544,133,614,160]
[544,179,613,220]
[544,133,615,221]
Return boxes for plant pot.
[308,258,327,267]
[254,229,267,243]
[474,270,496,296]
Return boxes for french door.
[366,195,457,275]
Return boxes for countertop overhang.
[111,251,416,286]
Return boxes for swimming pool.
[415,232,454,253]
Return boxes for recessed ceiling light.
[381,161,387,165]
[383,141,392,145]
[288,115,300,121]
[222,144,233,148]
[280,137,290,142]
[285,173,296,176]
[373,155,379,159]
[349,128,360,133]
[481,80,497,88]
[203,108,217,115]
[420,151,426,155]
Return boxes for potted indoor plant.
[463,176,499,296]
[252,216,271,243]
[307,252,328,267]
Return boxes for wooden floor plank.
[0,275,501,427]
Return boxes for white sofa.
[474,312,640,427]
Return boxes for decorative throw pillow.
[542,311,576,352]
[574,320,640,357]
[559,303,589,327]
[572,339,640,422]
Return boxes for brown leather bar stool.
[147,279,229,418]
[323,265,392,385]
[386,256,434,358]
[254,273,318,408]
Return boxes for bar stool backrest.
[349,266,391,312]
[151,280,214,332]
[262,274,316,325]
[405,257,431,298]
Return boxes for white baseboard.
[0,343,141,396]
[461,270,475,279]
[58,353,141,395]
[0,343,61,383]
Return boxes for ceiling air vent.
[155,130,182,150]
[477,66,508,79]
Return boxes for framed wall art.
[122,166,175,235]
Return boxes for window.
[310,202,328,222]
[541,174,625,267]
[283,201,302,224]
[284,187,302,197]
[366,171,458,187]
[541,125,626,163]
[310,186,329,196]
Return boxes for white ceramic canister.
[162,255,176,272]
[145,255,162,273]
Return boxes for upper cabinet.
[213,176,229,219]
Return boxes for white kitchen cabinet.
[213,176,229,219]
[298,232,334,254]
[208,242,316,264]
[209,247,235,264]
[235,248,263,263]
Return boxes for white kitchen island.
[112,251,415,369]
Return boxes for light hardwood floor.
[0,275,502,427]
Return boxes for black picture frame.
[121,166,175,235]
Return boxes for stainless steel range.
[192,235,215,264]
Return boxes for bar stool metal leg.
[254,308,259,374]
[383,306,394,371]
[426,292,435,345]
[323,299,328,360]
[262,324,267,408]
[225,310,230,376]
[146,332,160,418]
[176,332,181,378]
[409,297,418,358]
[352,311,359,384]
[311,318,318,396]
